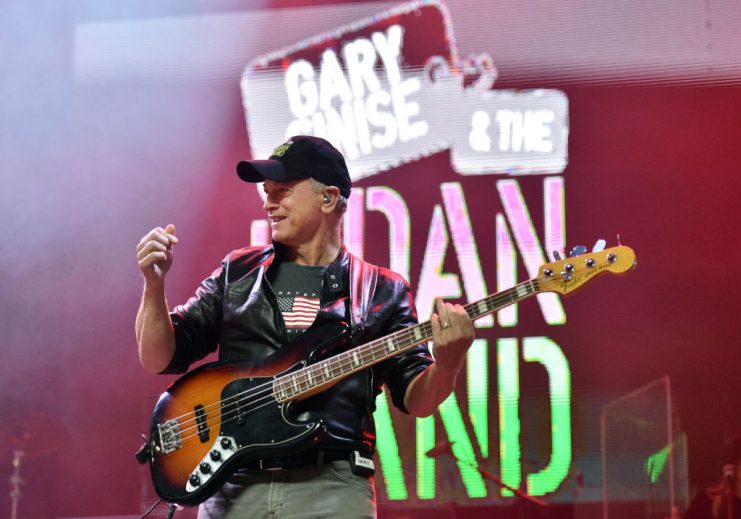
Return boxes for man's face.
[262,178,324,246]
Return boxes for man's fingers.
[137,230,167,250]
[137,227,178,252]
[448,304,471,328]
[151,228,176,246]
[137,240,167,261]
[164,223,177,242]
[435,298,451,329]
[138,251,168,269]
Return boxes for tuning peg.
[552,251,561,261]
[569,245,587,257]
[592,239,606,253]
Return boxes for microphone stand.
[9,449,25,519]
[725,481,733,519]
[476,467,549,510]
[722,464,735,519]
[426,442,548,517]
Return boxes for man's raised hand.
[136,224,178,286]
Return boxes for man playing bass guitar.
[135,135,475,518]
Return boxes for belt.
[242,449,351,471]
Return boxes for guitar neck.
[272,278,540,402]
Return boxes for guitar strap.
[347,254,381,476]
[348,253,378,345]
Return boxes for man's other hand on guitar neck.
[403,297,475,417]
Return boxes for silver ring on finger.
[441,320,451,329]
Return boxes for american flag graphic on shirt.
[277,291,320,333]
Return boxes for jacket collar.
[266,242,349,297]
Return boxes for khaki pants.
[197,460,376,519]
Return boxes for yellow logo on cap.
[272,140,293,157]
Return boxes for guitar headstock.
[536,245,636,295]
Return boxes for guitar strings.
[172,322,433,443]
[174,324,433,445]
[174,271,554,444]
[170,278,545,442]
[163,268,606,446]
[163,305,444,433]
[163,317,429,433]
[166,276,546,442]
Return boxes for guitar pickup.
[194,404,209,443]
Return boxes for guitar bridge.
[158,419,183,454]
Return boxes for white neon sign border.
[240,0,462,165]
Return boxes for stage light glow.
[366,186,411,282]
[497,179,566,325]
[440,182,493,328]
[344,188,366,259]
[496,213,518,327]
[415,204,462,319]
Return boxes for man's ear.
[321,186,341,212]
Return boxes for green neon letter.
[374,391,408,500]
[467,338,489,458]
[416,415,436,498]
[497,338,521,496]
[523,336,572,496]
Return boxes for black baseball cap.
[236,135,351,198]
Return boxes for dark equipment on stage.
[425,440,549,513]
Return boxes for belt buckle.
[258,459,283,471]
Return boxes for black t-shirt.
[270,260,326,340]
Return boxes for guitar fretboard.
[272,278,540,402]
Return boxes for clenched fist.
[136,224,178,286]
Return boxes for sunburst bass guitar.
[138,244,636,505]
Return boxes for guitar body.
[148,321,350,505]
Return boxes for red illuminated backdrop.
[0,1,739,517]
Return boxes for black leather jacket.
[164,244,433,453]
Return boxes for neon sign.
[241,0,573,503]
[241,1,568,180]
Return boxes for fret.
[336,356,347,375]
[283,382,293,400]
[275,381,288,401]
[314,365,325,384]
